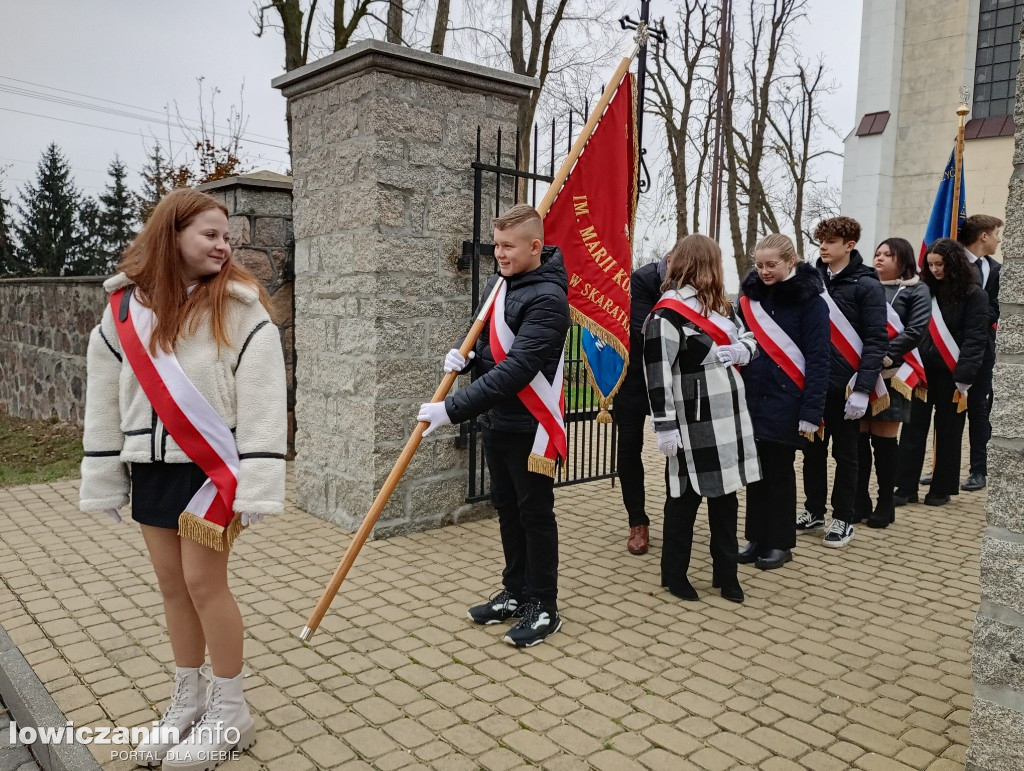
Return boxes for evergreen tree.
[0,178,22,276]
[98,155,136,272]
[66,196,104,276]
[14,144,82,276]
[137,144,170,223]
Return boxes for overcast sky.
[1,0,862,280]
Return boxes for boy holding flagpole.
[418,204,570,648]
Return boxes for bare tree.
[431,0,450,53]
[725,0,809,277]
[386,0,404,43]
[766,61,840,257]
[254,0,320,70]
[647,2,719,241]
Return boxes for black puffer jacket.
[817,250,887,395]
[920,283,989,385]
[613,257,666,413]
[738,262,830,447]
[881,276,931,369]
[446,246,570,432]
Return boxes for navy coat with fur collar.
[738,262,831,448]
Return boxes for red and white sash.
[111,287,241,550]
[928,298,969,413]
[653,292,736,350]
[738,296,805,389]
[487,282,567,478]
[928,297,960,374]
[821,291,889,414]
[885,303,927,401]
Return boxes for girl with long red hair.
[79,188,286,768]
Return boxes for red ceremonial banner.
[544,72,638,398]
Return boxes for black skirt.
[873,376,913,423]
[131,462,209,529]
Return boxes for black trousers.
[744,440,797,550]
[802,388,860,523]
[613,404,649,527]
[482,428,558,604]
[661,464,739,588]
[967,352,994,476]
[896,371,967,498]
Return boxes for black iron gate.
[458,124,618,503]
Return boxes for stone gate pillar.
[273,41,536,535]
[967,21,1024,770]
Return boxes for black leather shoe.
[924,493,950,506]
[720,584,744,603]
[736,541,760,564]
[961,473,986,491]
[919,474,933,486]
[893,490,918,506]
[755,549,792,570]
[668,579,698,601]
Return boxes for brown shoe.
[627,525,649,555]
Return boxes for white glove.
[798,420,819,436]
[418,401,452,436]
[716,342,750,367]
[955,382,970,398]
[656,429,684,457]
[444,349,475,373]
[241,512,265,527]
[105,508,122,523]
[844,391,870,421]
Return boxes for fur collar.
[741,261,824,305]
[879,275,921,287]
[102,272,260,305]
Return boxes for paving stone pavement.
[0,439,979,770]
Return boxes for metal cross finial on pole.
[619,2,667,196]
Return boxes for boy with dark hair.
[955,214,1002,491]
[799,215,887,547]
[418,203,570,648]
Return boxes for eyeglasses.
[755,260,783,271]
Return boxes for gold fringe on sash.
[914,386,928,402]
[178,511,245,552]
[890,377,913,401]
[528,453,557,478]
[869,393,890,416]
[953,389,968,414]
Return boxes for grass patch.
[0,412,83,487]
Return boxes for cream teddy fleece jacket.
[79,273,287,516]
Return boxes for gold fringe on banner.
[528,454,557,478]
[178,512,245,552]
[596,397,613,424]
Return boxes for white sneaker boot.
[162,672,256,771]
[133,666,207,767]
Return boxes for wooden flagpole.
[298,27,649,643]
[950,89,969,240]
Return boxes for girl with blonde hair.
[79,188,286,768]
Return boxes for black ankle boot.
[869,435,899,527]
[668,577,698,601]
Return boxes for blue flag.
[920,147,966,263]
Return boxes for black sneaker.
[467,589,522,625]
[822,518,854,548]
[503,602,561,647]
[796,509,825,532]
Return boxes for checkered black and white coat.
[643,286,762,499]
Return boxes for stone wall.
[966,18,1024,771]
[274,40,536,535]
[198,172,296,451]
[0,278,105,423]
